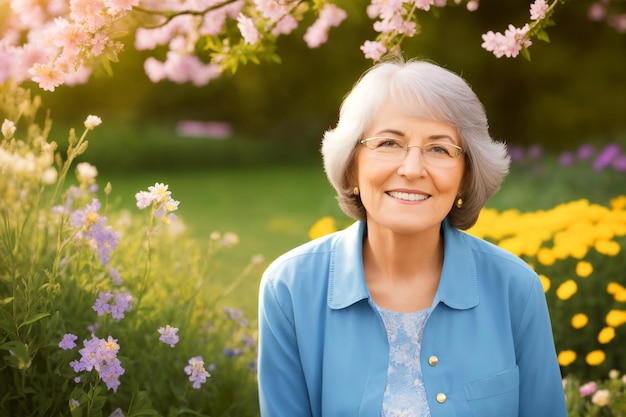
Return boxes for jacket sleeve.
[515,276,568,417]
[258,272,313,417]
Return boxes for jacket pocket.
[463,367,519,417]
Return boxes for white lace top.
[374,304,432,417]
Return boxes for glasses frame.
[359,136,465,166]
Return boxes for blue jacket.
[258,220,567,417]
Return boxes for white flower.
[591,389,610,407]
[84,115,102,130]
[76,162,98,183]
[2,119,16,139]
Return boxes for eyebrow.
[372,129,458,144]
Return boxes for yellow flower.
[607,282,625,295]
[614,290,626,303]
[571,313,589,329]
[575,261,593,278]
[557,350,576,366]
[536,248,556,266]
[538,274,550,293]
[308,216,337,240]
[597,327,616,344]
[556,280,577,300]
[606,310,626,328]
[586,350,606,366]
[595,240,620,256]
[610,195,626,210]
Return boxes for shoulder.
[263,230,339,279]
[461,229,537,278]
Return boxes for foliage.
[0,83,261,416]
[565,371,626,417]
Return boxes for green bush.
[0,84,260,416]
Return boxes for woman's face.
[353,99,465,236]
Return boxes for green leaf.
[127,391,160,416]
[0,297,14,306]
[18,312,50,329]
[536,29,551,43]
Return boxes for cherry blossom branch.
[0,0,623,91]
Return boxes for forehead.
[364,98,459,140]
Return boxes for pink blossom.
[608,13,626,33]
[29,62,65,91]
[466,0,479,11]
[579,381,598,397]
[530,0,549,21]
[304,3,347,48]
[588,2,608,21]
[52,18,90,57]
[200,11,228,36]
[104,0,139,15]
[143,57,167,83]
[360,40,386,60]
[237,13,260,44]
[414,0,435,12]
[272,15,298,36]
[481,24,531,58]
[70,0,107,30]
[254,0,287,22]
[369,0,404,20]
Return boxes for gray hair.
[321,57,510,230]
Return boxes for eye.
[375,138,404,149]
[427,143,453,156]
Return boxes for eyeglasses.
[359,136,464,168]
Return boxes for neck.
[363,224,444,283]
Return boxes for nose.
[397,146,427,176]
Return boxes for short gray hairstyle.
[321,57,510,230]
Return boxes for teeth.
[388,191,429,201]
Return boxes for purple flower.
[613,155,626,172]
[184,356,211,389]
[593,143,621,171]
[509,146,525,162]
[69,335,125,392]
[92,291,133,320]
[59,333,78,350]
[558,151,574,167]
[527,144,543,160]
[579,381,598,397]
[577,143,595,160]
[109,408,125,417]
[70,199,120,265]
[93,292,114,316]
[224,347,241,357]
[158,325,180,347]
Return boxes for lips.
[386,191,430,201]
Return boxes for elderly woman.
[257,58,567,417]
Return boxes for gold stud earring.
[456,197,464,209]
[353,187,360,196]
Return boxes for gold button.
[436,393,447,403]
[428,355,439,366]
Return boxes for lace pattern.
[374,304,432,417]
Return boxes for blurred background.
[39,0,625,172]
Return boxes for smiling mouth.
[387,191,430,202]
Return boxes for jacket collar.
[327,220,479,310]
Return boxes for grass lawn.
[98,164,352,316]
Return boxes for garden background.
[2,0,626,416]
